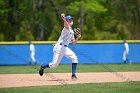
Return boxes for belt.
[60,43,67,47]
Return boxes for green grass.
[0,64,140,74]
[0,82,140,93]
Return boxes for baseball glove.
[74,27,81,36]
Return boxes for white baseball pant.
[123,51,128,61]
[49,44,78,68]
[30,53,36,62]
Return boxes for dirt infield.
[0,72,140,88]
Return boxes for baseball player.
[123,39,129,64]
[39,13,81,80]
[29,41,37,65]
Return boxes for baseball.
[61,13,65,17]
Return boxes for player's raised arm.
[61,13,69,30]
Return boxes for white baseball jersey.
[57,26,75,46]
[124,43,129,53]
[30,44,35,54]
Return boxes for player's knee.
[72,58,78,63]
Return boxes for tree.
[0,0,140,41]
[67,0,107,40]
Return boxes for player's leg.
[31,53,36,65]
[30,53,36,65]
[29,54,32,65]
[42,52,63,68]
[39,45,64,76]
[123,52,127,64]
[39,52,63,76]
[126,52,129,63]
[64,47,78,80]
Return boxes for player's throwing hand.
[61,13,65,20]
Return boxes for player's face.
[68,19,73,26]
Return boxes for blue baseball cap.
[65,15,73,21]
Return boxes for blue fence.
[0,41,140,65]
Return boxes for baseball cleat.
[39,67,44,76]
[71,75,77,80]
